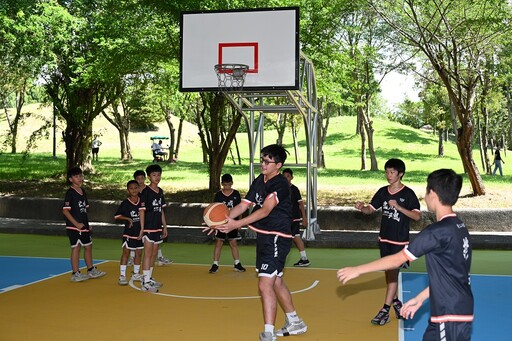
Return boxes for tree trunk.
[438,128,444,157]
[292,120,299,163]
[456,120,485,195]
[175,118,184,160]
[506,86,512,151]
[358,107,367,170]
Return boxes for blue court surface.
[400,272,512,341]
[0,256,105,293]
[1,256,511,340]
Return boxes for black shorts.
[291,221,302,237]
[379,242,409,268]
[423,321,472,341]
[122,237,144,250]
[92,148,99,154]
[215,229,241,241]
[142,231,163,244]
[255,233,292,277]
[67,229,92,247]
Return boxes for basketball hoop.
[214,63,249,92]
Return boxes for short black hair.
[133,170,146,179]
[427,169,462,206]
[127,180,139,189]
[384,158,406,179]
[261,144,288,165]
[67,166,82,179]
[282,168,293,176]
[146,164,162,176]
[221,173,233,183]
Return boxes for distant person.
[338,169,473,341]
[63,166,106,282]
[138,164,168,293]
[210,144,307,341]
[91,135,102,161]
[354,158,421,326]
[282,168,310,267]
[151,139,168,162]
[114,180,144,285]
[493,147,505,176]
[209,173,246,274]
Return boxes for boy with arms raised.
[63,166,106,282]
[354,158,421,325]
[114,180,144,285]
[139,164,168,292]
[213,144,307,341]
[338,169,473,341]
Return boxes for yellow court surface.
[0,262,398,341]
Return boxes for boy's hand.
[162,226,168,239]
[302,219,308,228]
[202,225,216,235]
[336,266,360,284]
[137,230,144,240]
[354,201,364,210]
[401,298,421,319]
[216,216,239,233]
[76,222,85,230]
[388,199,399,209]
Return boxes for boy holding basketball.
[338,169,473,341]
[282,168,310,267]
[63,166,106,282]
[139,164,168,293]
[114,180,144,285]
[209,173,246,273]
[354,158,421,325]
[214,144,307,341]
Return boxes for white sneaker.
[88,267,106,279]
[131,273,143,282]
[150,277,163,288]
[118,275,128,286]
[157,256,172,266]
[141,281,158,293]
[71,271,89,282]
[275,318,308,336]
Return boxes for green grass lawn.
[1,104,511,206]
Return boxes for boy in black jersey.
[354,158,421,325]
[213,144,307,341]
[63,167,106,282]
[208,173,246,273]
[338,169,473,341]
[139,164,168,293]
[282,168,310,267]
[114,180,144,285]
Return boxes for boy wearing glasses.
[212,144,307,341]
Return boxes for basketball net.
[214,63,249,92]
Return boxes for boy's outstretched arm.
[337,251,409,284]
[354,201,375,215]
[401,287,429,320]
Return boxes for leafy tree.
[371,0,512,196]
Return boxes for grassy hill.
[1,103,511,207]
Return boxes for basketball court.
[1,256,511,340]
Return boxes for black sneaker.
[371,308,390,326]
[392,299,403,319]
[234,263,246,272]
[293,258,310,267]
[209,264,219,273]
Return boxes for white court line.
[129,279,320,300]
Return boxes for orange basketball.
[203,202,229,228]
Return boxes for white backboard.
[180,7,299,92]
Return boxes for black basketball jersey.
[370,185,420,244]
[244,173,292,236]
[290,184,303,221]
[63,187,89,231]
[115,197,142,237]
[404,214,474,323]
[214,189,241,209]
[139,186,166,231]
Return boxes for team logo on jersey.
[255,193,264,207]
[462,237,470,260]
[78,200,87,213]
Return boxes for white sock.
[264,324,274,333]
[143,270,151,283]
[286,311,299,323]
[120,265,127,277]
[133,265,140,274]
[234,259,240,265]
[158,248,163,258]
[213,261,219,265]
[300,251,307,259]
